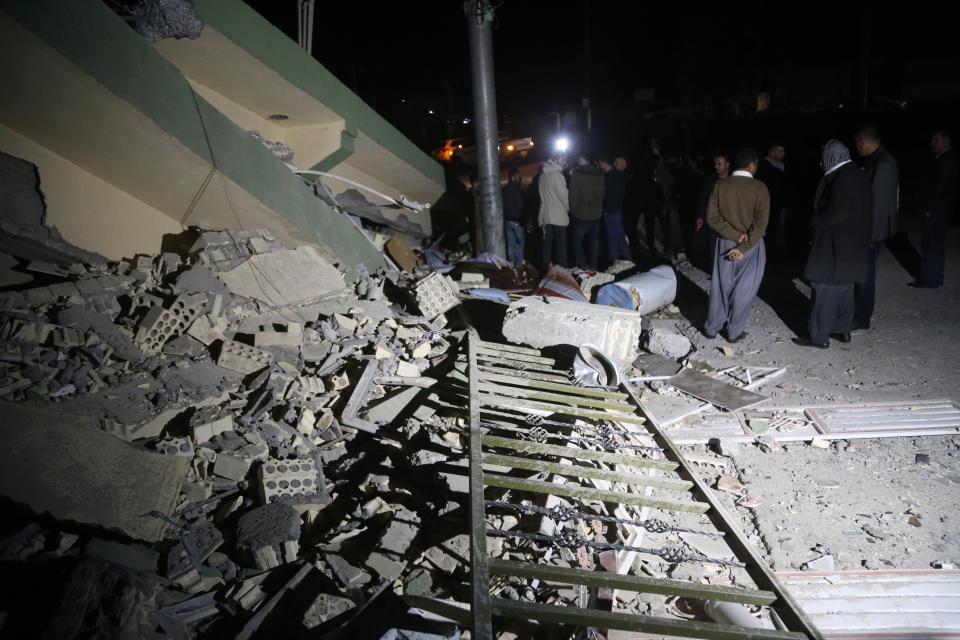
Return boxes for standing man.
[568,155,605,269]
[703,148,770,343]
[695,151,731,267]
[793,140,873,348]
[913,129,958,289]
[639,158,665,258]
[852,125,899,329]
[677,154,706,262]
[656,155,683,262]
[501,168,525,267]
[696,152,731,231]
[602,156,631,263]
[538,154,569,268]
[755,143,788,255]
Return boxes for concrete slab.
[501,297,643,366]
[0,401,189,542]
[217,245,346,308]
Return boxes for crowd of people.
[498,126,958,348]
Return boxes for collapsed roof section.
[151,0,443,236]
[0,0,441,271]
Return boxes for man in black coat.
[852,125,899,329]
[755,143,788,256]
[914,129,959,288]
[793,140,873,348]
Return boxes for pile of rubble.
[0,213,717,637]
[0,229,479,638]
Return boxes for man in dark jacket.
[755,143,787,255]
[695,151,731,268]
[569,155,605,269]
[638,157,665,258]
[501,168,525,267]
[602,156,631,263]
[914,129,958,288]
[852,125,899,329]
[794,140,873,348]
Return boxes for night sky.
[245,1,958,149]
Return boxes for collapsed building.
[1,2,959,639]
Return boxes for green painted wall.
[190,0,444,186]
[0,0,389,272]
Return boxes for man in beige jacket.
[538,154,569,267]
[703,148,770,342]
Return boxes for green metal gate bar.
[467,333,492,639]
[475,345,557,365]
[455,362,630,399]
[480,394,648,425]
[483,473,710,513]
[477,381,636,412]
[481,435,678,470]
[474,362,575,384]
[481,452,693,491]
[488,559,776,605]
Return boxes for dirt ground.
[643,227,960,573]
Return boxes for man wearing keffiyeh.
[793,140,873,348]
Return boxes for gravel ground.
[639,228,960,573]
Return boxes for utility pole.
[464,0,505,259]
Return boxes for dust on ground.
[645,227,960,572]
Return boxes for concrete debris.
[802,554,836,572]
[212,452,251,481]
[259,457,328,505]
[189,229,284,271]
[135,293,206,354]
[216,339,273,375]
[0,152,106,265]
[414,271,460,319]
[249,131,295,162]
[325,553,372,588]
[216,245,346,312]
[303,592,356,628]
[235,503,302,570]
[0,402,188,542]
[0,227,491,636]
[56,304,144,362]
[338,189,428,238]
[502,296,643,366]
[643,326,692,359]
[131,0,204,42]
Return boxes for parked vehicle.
[432,134,534,167]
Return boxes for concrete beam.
[501,297,643,366]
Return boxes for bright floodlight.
[554,136,570,153]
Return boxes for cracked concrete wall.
[0,124,180,260]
